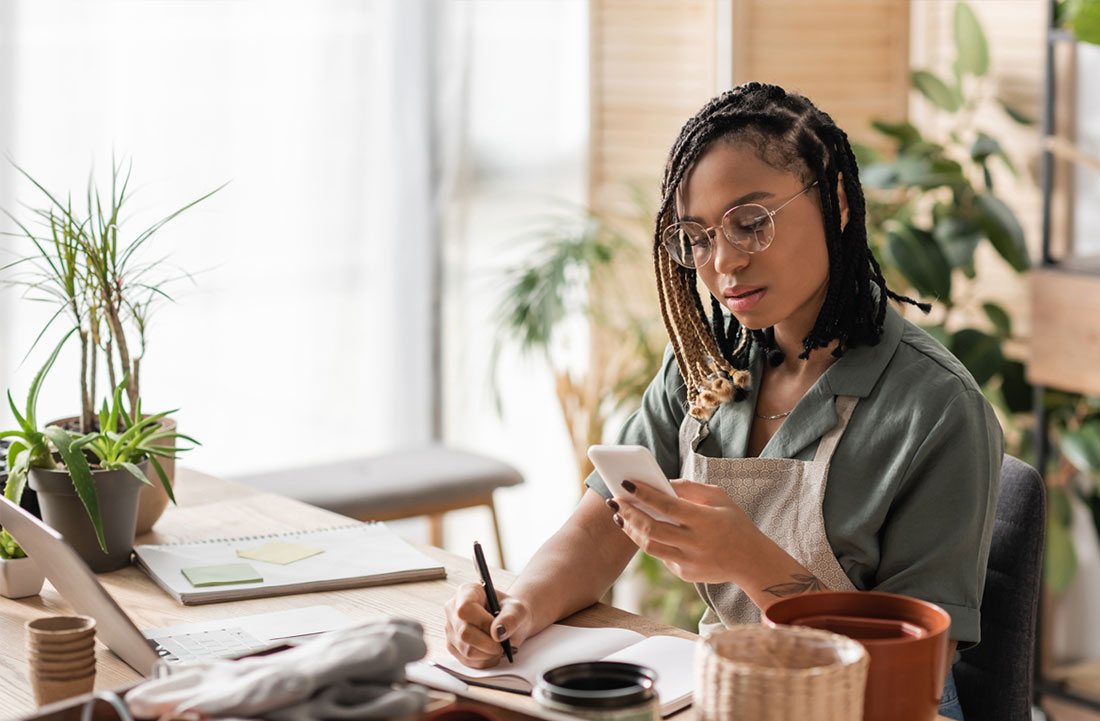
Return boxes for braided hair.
[654,83,929,420]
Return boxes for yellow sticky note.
[236,540,324,565]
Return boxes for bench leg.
[488,499,506,569]
[428,513,445,549]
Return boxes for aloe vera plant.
[0,332,74,558]
[0,332,196,557]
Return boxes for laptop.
[0,495,356,676]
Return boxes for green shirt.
[586,304,1003,645]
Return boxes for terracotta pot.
[762,591,950,721]
[0,555,45,599]
[48,416,177,535]
[28,462,147,572]
[135,417,177,534]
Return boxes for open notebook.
[133,523,446,605]
[432,624,696,716]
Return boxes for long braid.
[654,83,929,419]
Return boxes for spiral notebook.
[133,523,447,605]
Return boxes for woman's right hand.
[444,582,535,668]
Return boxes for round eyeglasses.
[662,181,818,269]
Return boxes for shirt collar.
[715,303,905,459]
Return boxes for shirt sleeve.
[584,345,687,498]
[871,388,1002,647]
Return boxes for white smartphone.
[587,444,679,524]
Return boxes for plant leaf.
[999,360,1033,414]
[982,302,1012,337]
[1072,0,1100,45]
[1046,487,1078,593]
[42,426,107,553]
[870,119,923,149]
[911,69,962,112]
[954,1,990,77]
[118,461,153,486]
[149,456,176,505]
[885,225,952,300]
[1061,422,1100,473]
[949,328,1004,386]
[975,194,1030,271]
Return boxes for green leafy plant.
[0,332,74,559]
[1,158,224,431]
[859,1,1034,424]
[0,332,196,558]
[1060,0,1100,45]
[495,197,665,489]
[859,1,1100,592]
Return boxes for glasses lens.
[722,204,774,252]
[662,223,710,268]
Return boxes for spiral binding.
[142,522,379,548]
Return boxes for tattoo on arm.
[762,573,825,598]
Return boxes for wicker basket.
[695,624,869,721]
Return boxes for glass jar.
[533,661,659,721]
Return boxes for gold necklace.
[754,409,793,420]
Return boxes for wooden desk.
[0,469,952,721]
[0,469,693,720]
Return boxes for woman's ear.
[836,172,850,232]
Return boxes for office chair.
[955,454,1045,721]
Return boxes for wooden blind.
[588,0,718,216]
[730,0,911,149]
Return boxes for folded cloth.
[126,618,429,720]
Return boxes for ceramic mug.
[762,590,951,721]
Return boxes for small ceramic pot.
[0,555,46,599]
[762,591,951,721]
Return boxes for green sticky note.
[236,540,324,565]
[181,563,263,587]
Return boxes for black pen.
[473,541,513,664]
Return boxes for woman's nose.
[710,232,750,274]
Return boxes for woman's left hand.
[609,478,768,585]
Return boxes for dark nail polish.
[494,625,508,641]
[613,513,624,528]
[606,499,620,512]
[621,480,637,494]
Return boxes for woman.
[445,83,1001,720]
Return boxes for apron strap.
[812,395,859,464]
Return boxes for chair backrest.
[955,454,1045,721]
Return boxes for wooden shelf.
[1044,136,1100,174]
[1029,268,1100,397]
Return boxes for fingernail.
[613,513,624,528]
[606,499,619,512]
[621,480,637,494]
[494,625,509,641]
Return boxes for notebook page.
[603,635,697,714]
[433,624,647,687]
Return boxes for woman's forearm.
[506,490,638,633]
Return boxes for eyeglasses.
[662,181,818,269]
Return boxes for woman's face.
[679,141,843,336]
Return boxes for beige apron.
[680,395,859,635]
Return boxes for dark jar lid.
[535,661,657,710]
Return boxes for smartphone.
[587,445,679,524]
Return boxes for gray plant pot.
[28,462,147,573]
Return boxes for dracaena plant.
[0,331,196,558]
[0,158,223,432]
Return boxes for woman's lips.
[724,286,765,312]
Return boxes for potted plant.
[1,159,222,532]
[1,331,195,574]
